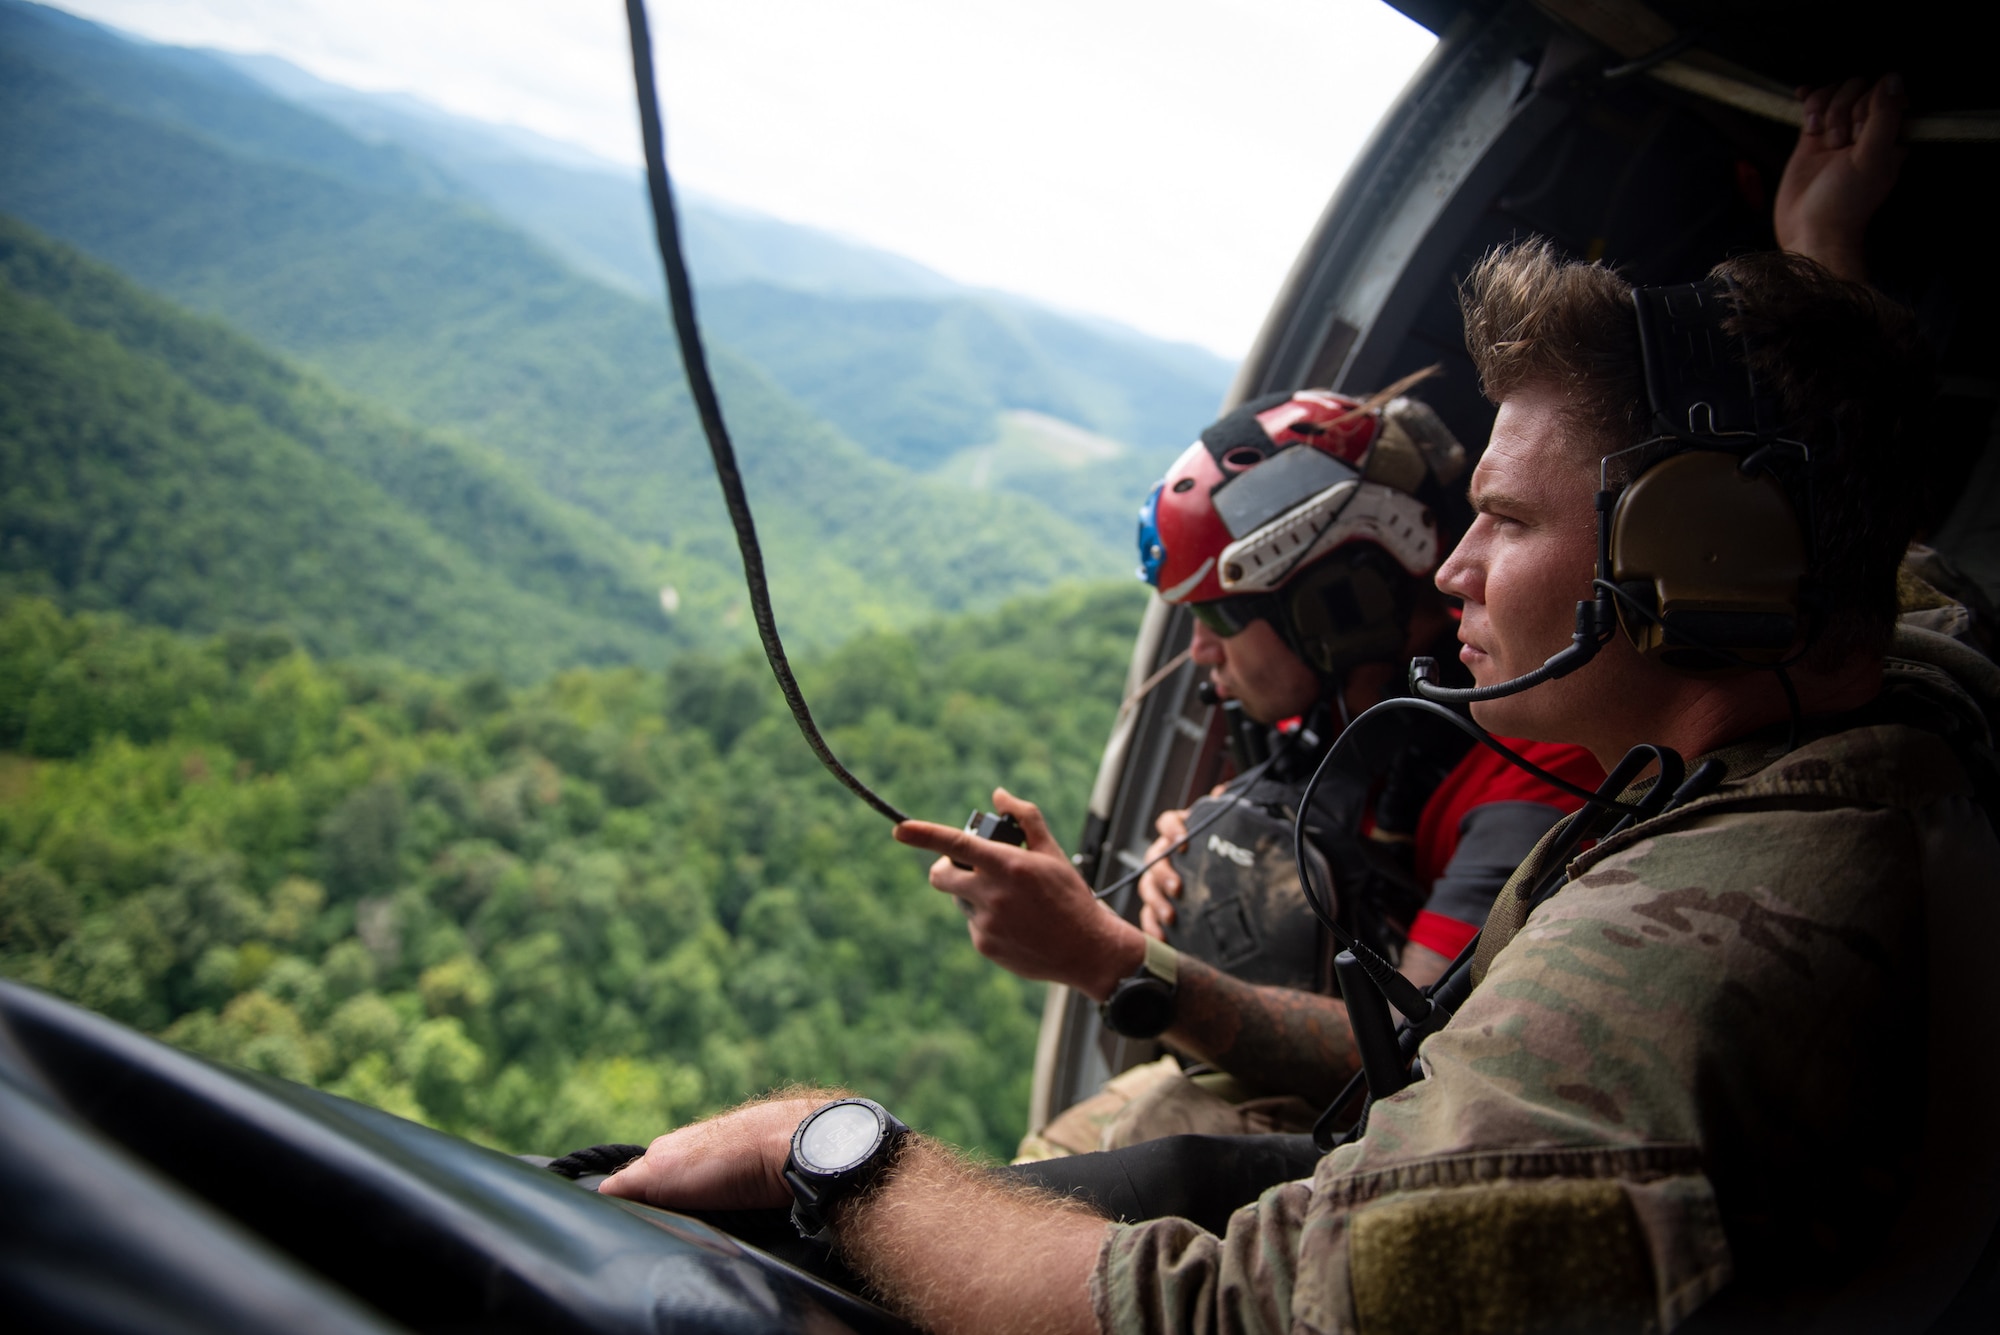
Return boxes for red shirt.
[1405,739,1606,958]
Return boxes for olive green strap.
[1469,820,1570,986]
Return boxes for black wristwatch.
[1099,936,1180,1039]
[782,1098,909,1240]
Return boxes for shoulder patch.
[1350,1178,1656,1334]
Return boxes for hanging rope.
[623,0,908,823]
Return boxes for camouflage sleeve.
[1092,789,1930,1335]
[1090,1150,1719,1335]
[1092,1180,1312,1335]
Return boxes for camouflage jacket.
[1092,637,2000,1334]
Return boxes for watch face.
[797,1101,882,1174]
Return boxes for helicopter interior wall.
[1040,611,1225,1123]
[1330,29,2000,604]
[1347,91,1775,446]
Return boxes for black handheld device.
[952,810,1025,870]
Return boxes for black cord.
[1091,754,1281,902]
[1331,696,1643,815]
[623,0,907,824]
[546,1143,647,1180]
[1520,744,1679,914]
[1286,695,1647,1030]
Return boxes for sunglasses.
[1188,593,1282,638]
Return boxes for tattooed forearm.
[1162,954,1359,1107]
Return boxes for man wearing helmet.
[973,386,1603,1162]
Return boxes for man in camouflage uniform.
[1098,624,2000,1332]
[602,82,2000,1334]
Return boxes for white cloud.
[49,0,1434,356]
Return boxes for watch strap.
[1099,937,1180,1038]
[786,1167,835,1241]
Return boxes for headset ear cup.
[1284,548,1412,678]
[1608,451,1810,670]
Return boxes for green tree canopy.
[0,584,1145,1158]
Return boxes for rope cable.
[623,0,907,824]
[1114,648,1193,724]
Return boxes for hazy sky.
[49,0,1435,358]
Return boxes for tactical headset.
[1415,275,1816,704]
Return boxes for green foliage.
[697,282,1222,473]
[0,4,1128,647]
[0,214,683,678]
[0,585,1146,1158]
[243,65,1235,492]
[0,1,1164,1165]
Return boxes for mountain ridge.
[0,0,1128,648]
[0,213,681,678]
[213,43,1235,494]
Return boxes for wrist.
[1080,916,1148,1003]
[827,1131,925,1238]
[1098,934,1180,1039]
[1783,231,1867,282]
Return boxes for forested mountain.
[216,45,1236,514]
[0,0,1171,1163]
[218,54,964,304]
[694,284,1223,476]
[0,215,682,678]
[0,0,1125,645]
[0,586,1146,1156]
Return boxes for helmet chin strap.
[1409,590,1616,705]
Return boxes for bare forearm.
[837,1139,1108,1335]
[1162,953,1358,1107]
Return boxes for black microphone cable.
[623,0,906,824]
[1282,693,1647,1038]
[1090,752,1283,902]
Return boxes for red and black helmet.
[1137,390,1465,679]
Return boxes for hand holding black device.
[953,809,1025,869]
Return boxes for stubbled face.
[1188,616,1321,724]
[1434,384,1606,742]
